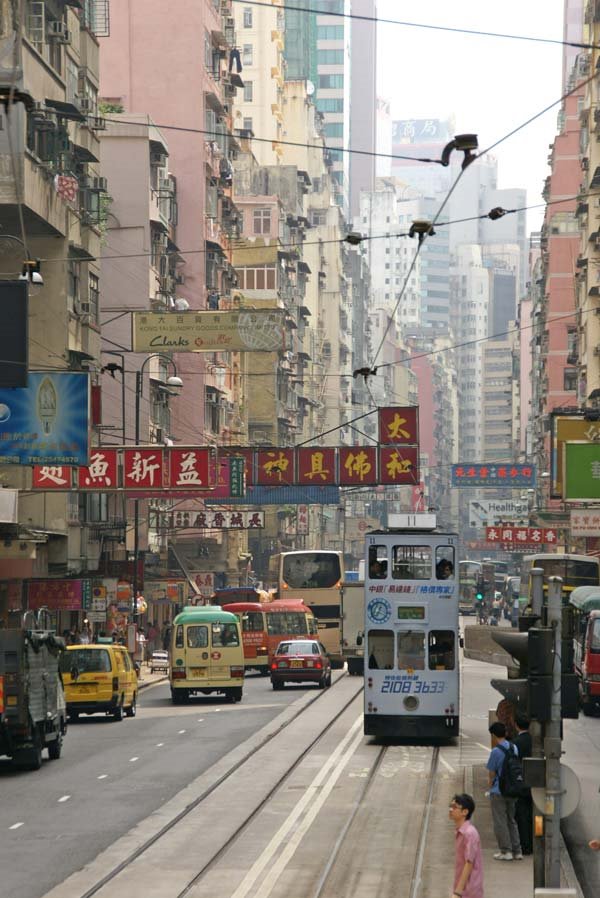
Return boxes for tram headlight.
[403,696,419,711]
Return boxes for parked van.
[60,643,137,721]
[170,605,244,703]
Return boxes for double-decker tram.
[363,520,459,739]
[221,599,317,674]
[273,550,344,666]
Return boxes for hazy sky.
[376,0,566,232]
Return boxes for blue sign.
[0,371,89,465]
[451,463,536,489]
[206,485,341,505]
[367,597,392,625]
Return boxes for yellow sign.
[132,311,285,353]
[553,416,600,497]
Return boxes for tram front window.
[392,546,432,580]
[397,631,425,670]
[428,630,455,670]
[367,630,394,669]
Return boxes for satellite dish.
[306,80,315,97]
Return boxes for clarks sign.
[131,311,285,353]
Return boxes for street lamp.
[132,353,183,620]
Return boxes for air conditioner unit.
[150,151,167,166]
[47,21,71,43]
[158,177,174,194]
[92,176,108,192]
[89,115,106,131]
[77,96,93,114]
[225,16,235,28]
[175,274,185,285]
[74,300,91,317]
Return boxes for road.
[0,672,312,898]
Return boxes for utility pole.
[529,566,545,890]
[544,575,563,888]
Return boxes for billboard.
[551,414,600,497]
[469,499,528,526]
[0,281,28,387]
[132,310,285,353]
[0,371,89,465]
[451,463,536,488]
[563,442,600,501]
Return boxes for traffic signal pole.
[545,576,563,888]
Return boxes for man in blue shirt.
[486,721,522,861]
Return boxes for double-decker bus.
[364,525,459,739]
[273,550,344,667]
[521,554,600,604]
[221,599,317,674]
[458,560,482,615]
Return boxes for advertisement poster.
[0,371,89,465]
[132,310,285,353]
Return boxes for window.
[242,612,264,632]
[68,260,81,310]
[319,74,344,89]
[243,6,253,27]
[323,122,344,139]
[368,630,394,670]
[310,209,327,226]
[368,545,388,579]
[435,547,455,580]
[397,631,425,670]
[317,25,344,40]
[242,44,253,65]
[564,368,578,391]
[236,266,276,290]
[243,80,253,102]
[187,626,208,648]
[88,272,99,323]
[212,622,240,647]
[318,49,344,65]
[392,545,432,580]
[591,617,600,652]
[253,207,271,235]
[242,116,253,132]
[429,631,455,670]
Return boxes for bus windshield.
[281,552,342,589]
[527,558,599,587]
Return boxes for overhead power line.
[233,0,600,51]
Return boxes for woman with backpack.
[485,721,523,861]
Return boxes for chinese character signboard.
[570,509,600,537]
[123,448,167,490]
[0,372,89,465]
[33,465,73,489]
[297,447,336,484]
[78,449,119,489]
[379,446,419,484]
[297,504,309,535]
[339,447,377,485]
[563,442,600,501]
[451,463,536,488]
[27,579,88,611]
[169,448,211,489]
[378,407,419,446]
[150,510,264,530]
[486,527,558,546]
[256,449,294,485]
[229,456,245,497]
[132,310,285,353]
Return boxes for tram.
[363,519,459,739]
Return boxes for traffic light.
[475,575,485,602]
[490,628,554,721]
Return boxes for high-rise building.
[349,0,377,218]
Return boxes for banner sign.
[229,456,245,497]
[149,510,265,530]
[469,499,528,525]
[27,578,91,611]
[571,508,600,537]
[486,526,558,545]
[378,407,419,446]
[0,371,89,465]
[451,463,536,488]
[32,442,419,491]
[131,310,285,353]
[563,442,600,501]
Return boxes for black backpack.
[498,743,526,798]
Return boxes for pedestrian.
[486,721,522,861]
[513,714,533,855]
[449,793,484,898]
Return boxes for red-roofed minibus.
[222,599,318,674]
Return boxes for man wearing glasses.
[449,794,484,898]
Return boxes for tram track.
[70,675,363,898]
[408,746,440,898]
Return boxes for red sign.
[256,449,294,485]
[378,406,419,446]
[339,446,378,485]
[27,580,83,611]
[297,504,309,535]
[378,446,419,484]
[78,449,119,489]
[123,448,166,489]
[32,466,73,489]
[297,447,336,484]
[486,527,558,545]
[169,448,211,489]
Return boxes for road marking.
[9,822,24,830]
[97,774,108,780]
[156,742,164,747]
[476,742,490,752]
[197,719,204,723]
[231,715,363,898]
[129,757,139,763]
[178,729,186,734]
[58,795,70,803]
[439,754,456,774]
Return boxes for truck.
[341,580,364,675]
[0,611,67,770]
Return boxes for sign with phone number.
[381,677,446,694]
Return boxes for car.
[60,643,137,721]
[270,639,332,690]
[150,650,169,673]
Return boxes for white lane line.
[129,757,139,763]
[178,729,186,735]
[439,754,456,774]
[97,774,108,780]
[58,795,71,803]
[156,742,164,747]
[476,742,491,752]
[9,822,24,830]
[231,715,363,898]
[197,719,204,723]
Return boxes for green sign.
[397,606,426,621]
[229,456,245,498]
[563,442,600,500]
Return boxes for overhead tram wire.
[232,0,600,51]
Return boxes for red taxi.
[270,639,332,690]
